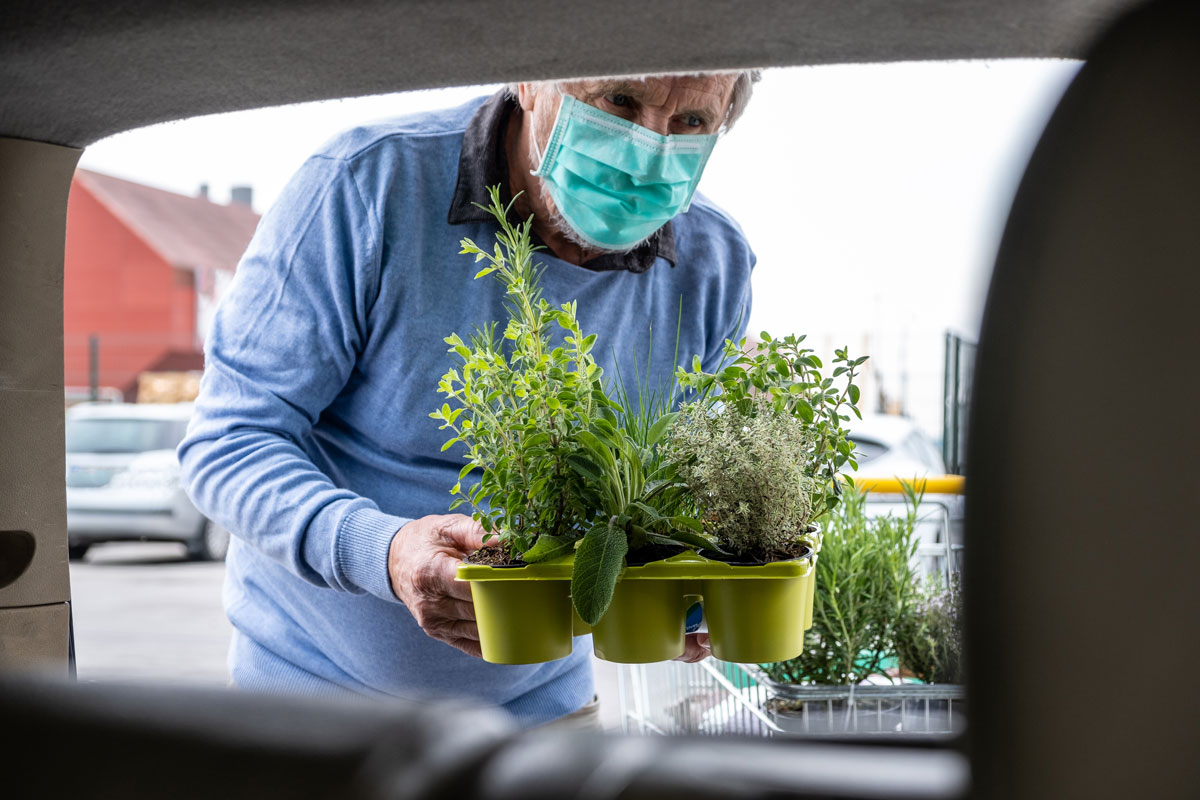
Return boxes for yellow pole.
[851,475,965,496]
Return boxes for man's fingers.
[441,563,476,603]
[444,619,479,641]
[439,514,487,555]
[449,597,476,621]
[675,634,712,663]
[447,638,483,659]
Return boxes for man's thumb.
[442,514,488,554]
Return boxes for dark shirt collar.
[448,91,676,274]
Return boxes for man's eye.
[685,115,705,128]
[607,94,632,108]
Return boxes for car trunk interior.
[2,1,1198,798]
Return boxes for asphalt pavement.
[69,541,624,729]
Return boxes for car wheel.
[188,519,231,562]
[67,543,90,561]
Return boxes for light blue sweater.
[178,95,754,726]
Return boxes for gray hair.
[505,69,761,133]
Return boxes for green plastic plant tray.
[457,550,815,665]
[457,556,574,664]
[615,552,814,664]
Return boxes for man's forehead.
[567,74,736,113]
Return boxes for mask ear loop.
[530,84,567,177]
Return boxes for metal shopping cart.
[617,475,966,737]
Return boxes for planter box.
[457,550,815,665]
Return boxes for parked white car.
[848,413,947,478]
[65,402,229,561]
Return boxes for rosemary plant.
[759,483,922,686]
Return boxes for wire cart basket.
[618,659,965,737]
[617,476,966,738]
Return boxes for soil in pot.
[466,546,524,567]
[700,537,812,566]
[625,542,688,566]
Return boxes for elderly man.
[178,72,758,727]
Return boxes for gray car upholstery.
[2,0,1199,797]
[1,0,1141,147]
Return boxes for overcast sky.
[78,60,1081,437]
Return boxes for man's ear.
[516,83,537,113]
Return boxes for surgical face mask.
[531,94,718,251]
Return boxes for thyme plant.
[673,333,866,557]
[668,394,817,556]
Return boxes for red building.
[64,170,260,399]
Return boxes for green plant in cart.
[431,186,609,561]
[896,572,964,684]
[758,483,922,686]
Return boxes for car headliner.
[2,0,1139,147]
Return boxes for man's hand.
[675,633,712,663]
[388,514,486,658]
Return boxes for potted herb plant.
[664,334,867,662]
[434,187,606,664]
[896,572,964,686]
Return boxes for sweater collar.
[447,91,676,273]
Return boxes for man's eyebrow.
[589,80,645,98]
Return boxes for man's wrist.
[336,506,411,603]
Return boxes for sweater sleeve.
[178,154,404,603]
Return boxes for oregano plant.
[431,186,608,561]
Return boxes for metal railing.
[852,476,965,584]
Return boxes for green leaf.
[571,522,629,626]
[848,384,861,405]
[440,437,460,452]
[629,501,665,524]
[521,534,576,563]
[644,411,679,448]
[667,515,704,532]
[795,399,815,423]
[566,453,603,482]
[667,528,728,554]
